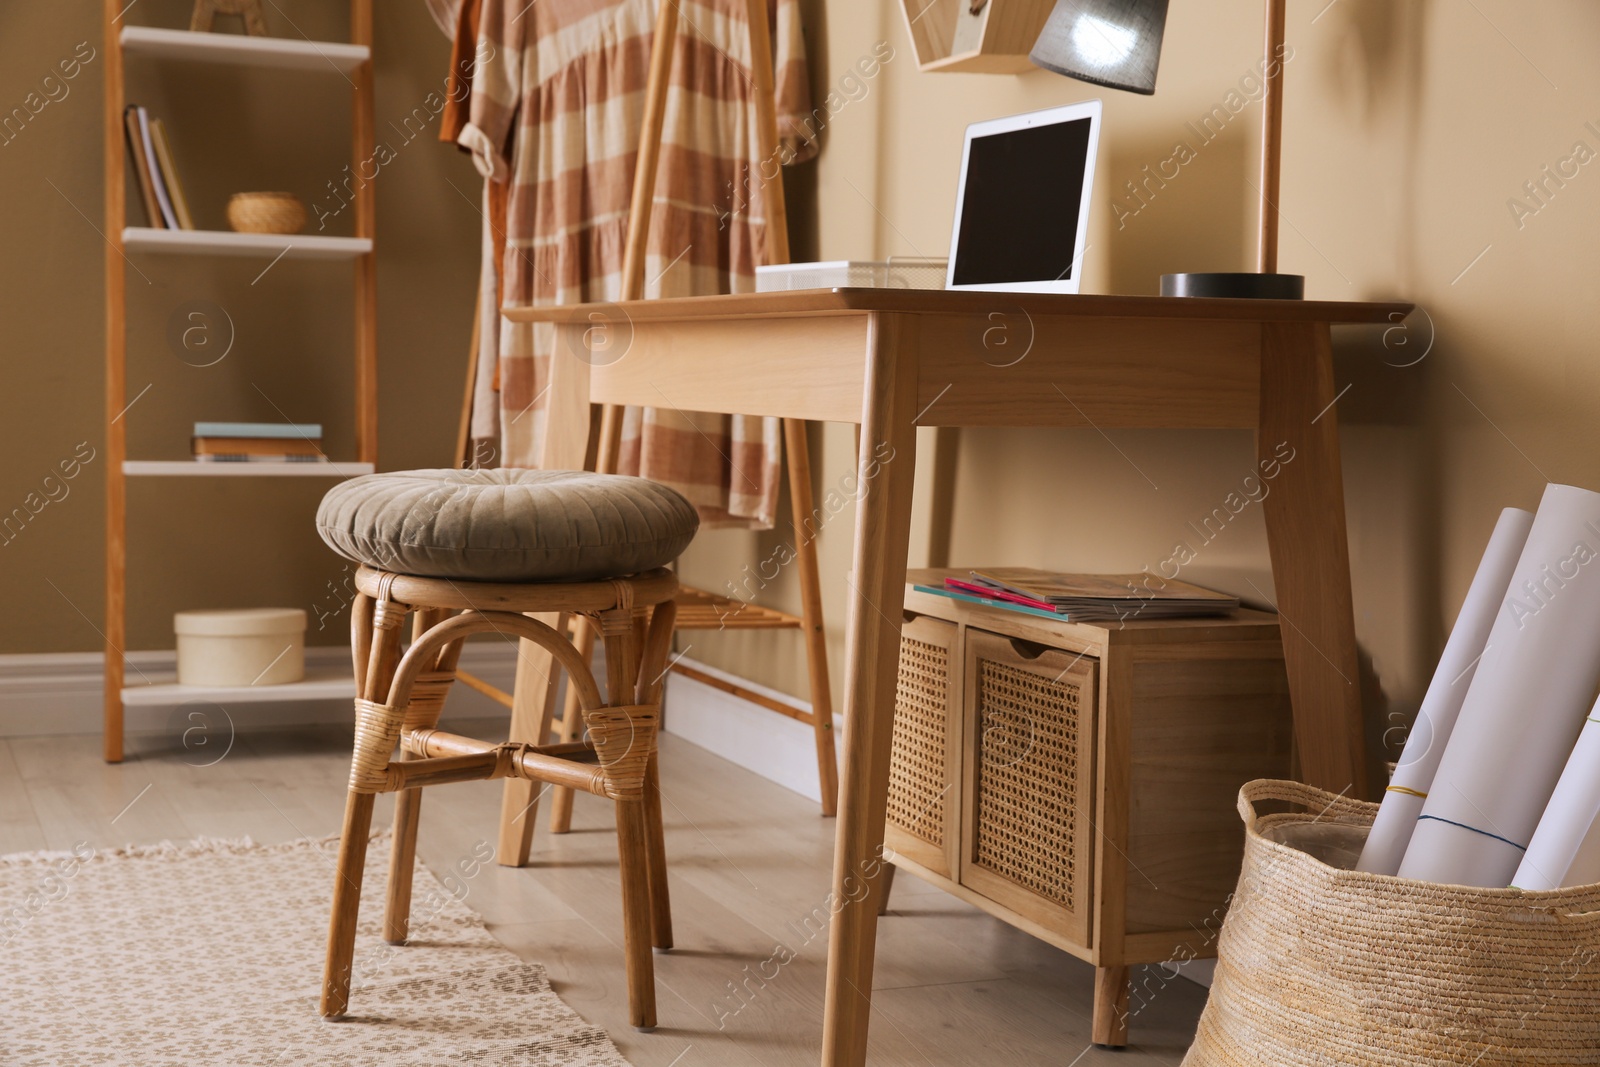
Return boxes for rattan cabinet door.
[884,614,961,877]
[959,629,1097,948]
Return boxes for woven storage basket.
[227,192,306,235]
[1185,779,1600,1067]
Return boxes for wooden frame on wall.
[898,0,1057,74]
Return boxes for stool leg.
[323,792,377,1018]
[642,754,672,950]
[549,616,596,834]
[384,785,422,944]
[615,794,657,1031]
[636,601,677,950]
[351,592,373,695]
[601,617,655,1029]
[321,596,406,1018]
[384,609,457,943]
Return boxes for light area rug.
[0,834,631,1066]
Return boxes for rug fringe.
[0,828,389,868]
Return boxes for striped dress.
[461,0,815,527]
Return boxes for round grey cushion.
[316,468,699,582]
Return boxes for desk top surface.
[504,287,1413,326]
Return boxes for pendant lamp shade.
[1029,0,1171,94]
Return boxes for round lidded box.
[174,608,306,687]
[226,192,307,235]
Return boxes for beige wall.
[676,0,1600,767]
[7,1,1599,770]
[0,1,480,653]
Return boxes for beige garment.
[461,0,815,527]
[470,183,501,447]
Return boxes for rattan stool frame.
[319,566,678,1030]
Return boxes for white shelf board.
[123,228,371,259]
[122,664,355,707]
[124,461,375,477]
[120,26,369,72]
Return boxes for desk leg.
[1258,322,1368,798]
[822,313,918,1067]
[497,629,563,866]
[497,320,596,864]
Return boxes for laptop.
[946,100,1103,295]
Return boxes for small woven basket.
[1185,779,1600,1067]
[227,192,306,235]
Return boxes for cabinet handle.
[1007,636,1051,661]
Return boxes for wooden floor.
[0,719,1206,1066]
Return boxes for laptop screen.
[951,118,1094,288]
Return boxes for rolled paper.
[1398,483,1600,887]
[1563,805,1600,887]
[1356,507,1534,875]
[1513,705,1600,889]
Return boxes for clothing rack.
[561,0,841,832]
[456,0,840,867]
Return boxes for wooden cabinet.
[883,571,1294,1046]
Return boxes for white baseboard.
[0,643,837,803]
[0,644,521,738]
[661,655,842,805]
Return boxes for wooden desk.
[506,288,1409,1067]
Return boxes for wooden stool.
[319,566,678,1028]
[313,467,702,1031]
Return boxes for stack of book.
[124,104,194,230]
[192,422,326,464]
[916,567,1240,623]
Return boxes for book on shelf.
[193,435,323,457]
[140,108,179,229]
[123,105,164,228]
[193,422,324,464]
[194,454,330,464]
[136,106,178,229]
[148,118,195,230]
[193,421,324,440]
[123,106,193,231]
[945,567,1239,622]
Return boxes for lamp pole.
[1161,0,1302,298]
[1257,0,1287,275]
[1028,0,1306,296]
